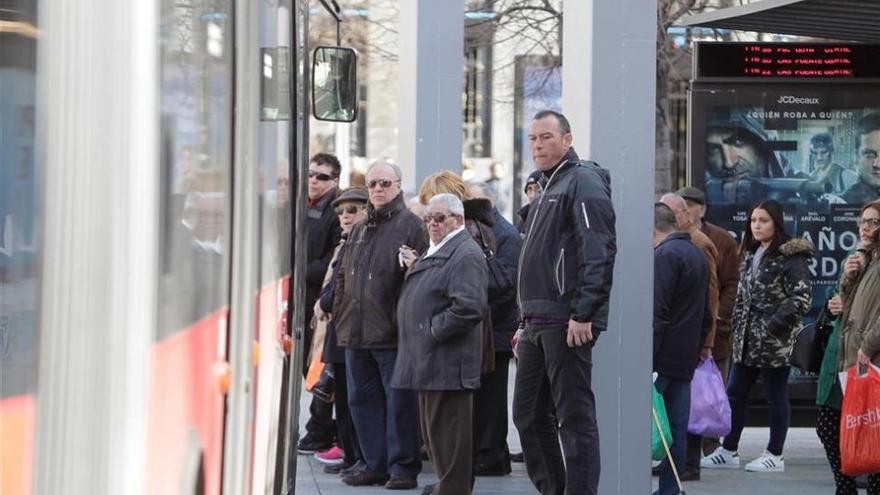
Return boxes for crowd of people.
[295,108,880,495]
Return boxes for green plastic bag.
[652,384,673,461]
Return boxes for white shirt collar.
[424,225,466,258]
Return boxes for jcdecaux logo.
[777,95,820,105]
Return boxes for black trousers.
[513,324,600,495]
[817,405,880,495]
[473,351,512,469]
[333,362,362,464]
[421,390,474,495]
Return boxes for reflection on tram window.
[157,0,233,339]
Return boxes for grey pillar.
[398,0,464,192]
[563,1,656,494]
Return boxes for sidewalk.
[295,362,842,494]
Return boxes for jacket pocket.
[555,248,565,295]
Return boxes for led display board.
[696,43,880,80]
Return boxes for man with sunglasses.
[333,160,429,489]
[298,152,343,455]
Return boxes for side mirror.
[311,46,358,123]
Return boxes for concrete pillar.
[397,0,464,192]
[563,1,656,494]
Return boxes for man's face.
[366,164,401,208]
[525,183,541,203]
[424,203,461,244]
[706,129,763,178]
[528,116,573,171]
[308,162,338,200]
[810,145,832,169]
[858,130,880,187]
[684,199,705,226]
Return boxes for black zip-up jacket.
[333,193,429,349]
[517,148,617,335]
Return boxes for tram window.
[156,0,234,339]
[261,47,291,121]
[312,46,358,122]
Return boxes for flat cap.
[331,187,368,207]
[676,186,705,205]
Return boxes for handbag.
[790,301,834,373]
[688,358,731,437]
[840,364,880,476]
[651,384,673,461]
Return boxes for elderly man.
[659,192,720,482]
[333,161,428,489]
[514,110,617,495]
[653,203,712,495]
[394,193,488,495]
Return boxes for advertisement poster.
[690,85,880,317]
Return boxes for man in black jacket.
[512,110,617,495]
[298,152,343,454]
[652,202,711,495]
[333,161,428,489]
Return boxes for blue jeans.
[722,363,790,456]
[345,348,422,477]
[654,375,691,495]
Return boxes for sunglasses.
[335,205,365,215]
[308,171,335,181]
[367,179,399,189]
[423,213,454,224]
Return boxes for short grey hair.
[366,159,402,181]
[428,193,465,217]
[654,202,677,233]
[660,193,687,212]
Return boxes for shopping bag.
[840,364,880,476]
[688,358,732,437]
[652,384,673,461]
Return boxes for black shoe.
[384,474,418,490]
[474,462,511,476]
[510,451,524,463]
[337,460,365,477]
[342,470,389,487]
[324,461,354,475]
[680,469,700,482]
[297,434,333,454]
[421,483,436,495]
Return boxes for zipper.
[517,160,568,309]
[555,248,565,294]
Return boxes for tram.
[0,0,356,493]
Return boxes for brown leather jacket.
[703,221,740,360]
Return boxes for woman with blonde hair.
[418,170,522,476]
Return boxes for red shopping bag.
[840,364,880,476]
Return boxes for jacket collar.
[366,192,405,227]
[310,187,337,212]
[540,147,580,185]
[656,231,691,250]
[407,229,469,277]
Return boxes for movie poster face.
[691,85,880,316]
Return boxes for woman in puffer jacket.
[702,200,813,474]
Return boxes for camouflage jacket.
[732,238,814,368]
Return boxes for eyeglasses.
[367,179,399,189]
[309,171,335,181]
[423,213,454,224]
[335,205,364,215]
[859,218,880,229]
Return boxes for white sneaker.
[700,447,740,469]
[744,451,784,472]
